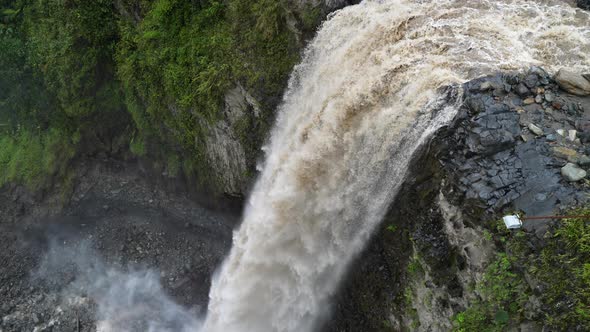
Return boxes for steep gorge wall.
[0,0,360,201]
[326,68,590,331]
[115,0,361,197]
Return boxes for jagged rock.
[578,155,590,166]
[561,163,587,182]
[204,85,261,195]
[520,321,541,332]
[552,146,578,161]
[329,69,590,331]
[479,81,493,91]
[515,83,530,97]
[555,69,590,96]
[568,130,577,142]
[544,91,555,102]
[523,97,535,105]
[528,123,544,136]
[524,74,539,88]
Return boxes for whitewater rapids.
[204,1,590,331]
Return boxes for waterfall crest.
[204,1,590,331]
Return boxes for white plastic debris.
[503,215,523,229]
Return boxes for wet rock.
[555,69,590,96]
[523,74,539,88]
[523,97,535,105]
[552,146,578,161]
[520,321,541,332]
[332,68,590,332]
[535,95,543,104]
[561,163,587,182]
[578,155,590,166]
[544,91,555,102]
[568,130,577,142]
[578,0,590,10]
[479,81,493,91]
[528,123,544,136]
[204,84,262,195]
[524,296,542,320]
[515,83,530,96]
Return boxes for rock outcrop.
[447,68,589,225]
[204,85,262,195]
[326,67,590,331]
[555,69,590,96]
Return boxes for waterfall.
[204,1,590,331]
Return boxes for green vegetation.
[24,0,124,117]
[1,0,128,190]
[386,224,398,232]
[453,209,590,331]
[0,128,75,190]
[453,252,528,332]
[407,255,424,277]
[0,0,320,192]
[403,286,421,329]
[534,210,590,329]
[116,0,300,187]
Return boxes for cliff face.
[326,68,590,331]
[114,0,361,197]
[201,0,361,195]
[202,85,262,195]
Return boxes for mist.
[34,240,203,332]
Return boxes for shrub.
[0,128,75,190]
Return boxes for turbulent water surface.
[203,1,590,331]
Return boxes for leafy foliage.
[116,0,299,187]
[0,1,53,131]
[0,0,127,190]
[0,0,316,191]
[454,211,590,331]
[0,128,75,190]
[24,0,124,117]
[453,252,528,332]
[534,211,590,329]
